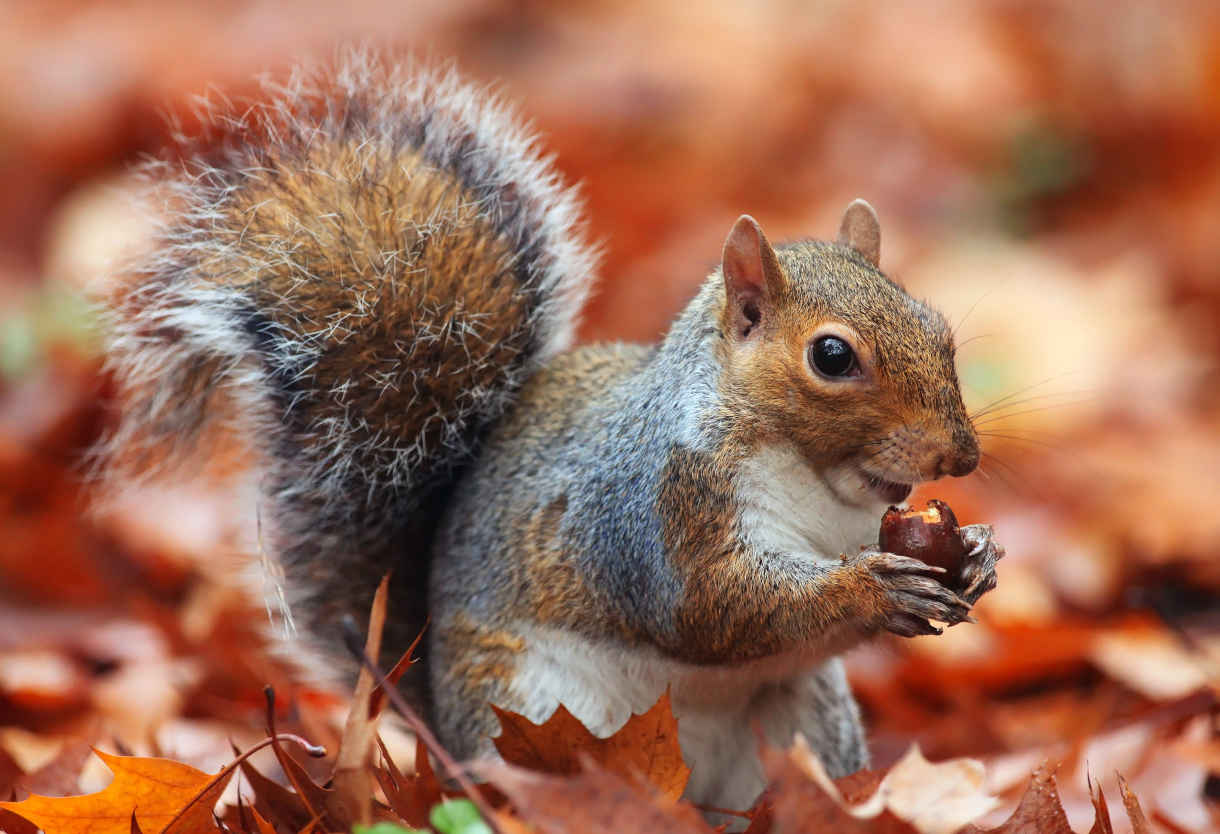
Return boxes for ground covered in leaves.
[2,1,1220,832]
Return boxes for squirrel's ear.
[836,199,881,267]
[722,214,784,340]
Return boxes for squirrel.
[103,52,1001,812]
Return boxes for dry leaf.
[330,574,390,825]
[967,762,1072,834]
[761,738,914,833]
[1116,773,1151,834]
[857,745,997,834]
[374,736,448,828]
[1087,774,1113,834]
[492,689,690,801]
[485,758,714,834]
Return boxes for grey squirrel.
[104,52,1001,811]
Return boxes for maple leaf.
[760,738,1001,833]
[491,689,690,801]
[483,758,714,834]
[760,738,916,833]
[0,750,226,834]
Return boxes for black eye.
[808,336,857,377]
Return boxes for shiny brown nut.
[878,499,967,586]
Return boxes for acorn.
[878,499,967,587]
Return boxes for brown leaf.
[331,574,390,826]
[760,740,916,834]
[368,626,424,719]
[0,746,22,796]
[740,788,774,834]
[269,730,338,828]
[18,737,95,797]
[967,762,1072,834]
[249,806,278,834]
[0,809,39,834]
[492,689,690,801]
[237,756,311,830]
[1087,774,1113,834]
[484,758,714,834]
[0,750,216,834]
[1116,773,1151,834]
[374,736,447,827]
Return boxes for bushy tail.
[103,51,598,682]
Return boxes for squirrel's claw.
[854,548,974,635]
[957,524,1003,605]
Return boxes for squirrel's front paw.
[854,550,973,638]
[957,524,1003,605]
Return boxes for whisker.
[952,333,991,356]
[969,385,1092,421]
[951,280,1009,341]
[977,451,1029,496]
[977,431,1066,452]
[972,399,1092,426]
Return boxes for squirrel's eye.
[808,336,857,378]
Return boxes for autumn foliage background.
[1,0,1220,832]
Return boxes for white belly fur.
[508,624,863,812]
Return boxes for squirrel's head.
[716,201,978,507]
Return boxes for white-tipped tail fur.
[100,49,600,682]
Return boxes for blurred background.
[1,1,1219,831]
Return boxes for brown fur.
[717,242,976,482]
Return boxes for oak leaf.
[963,762,1072,834]
[491,689,690,801]
[374,736,449,828]
[0,750,223,834]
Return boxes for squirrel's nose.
[937,441,979,478]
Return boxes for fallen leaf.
[374,736,448,828]
[965,762,1072,834]
[762,738,916,833]
[0,745,23,794]
[1088,774,1113,834]
[491,689,690,801]
[0,750,215,834]
[332,574,391,826]
[161,758,240,834]
[262,690,341,829]
[1116,773,1151,834]
[858,745,997,834]
[236,755,311,830]
[484,758,713,834]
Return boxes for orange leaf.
[492,689,690,801]
[0,750,219,834]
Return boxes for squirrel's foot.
[853,550,972,638]
[957,524,1003,605]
